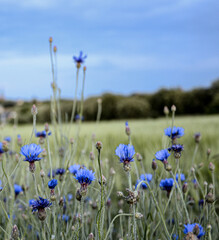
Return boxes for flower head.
[0,142,4,154]
[164,126,184,139]
[4,137,11,142]
[75,168,95,186]
[176,173,186,182]
[56,168,65,175]
[168,144,184,153]
[115,144,135,164]
[155,149,170,162]
[184,223,205,238]
[48,170,55,178]
[69,164,81,176]
[160,178,174,192]
[73,51,87,64]
[29,199,35,207]
[48,179,58,189]
[14,184,23,195]
[31,197,52,212]
[135,174,153,189]
[0,180,2,191]
[35,131,47,138]
[20,144,43,162]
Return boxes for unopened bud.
[53,46,57,52]
[89,152,95,161]
[11,225,19,240]
[207,148,211,156]
[110,167,116,175]
[96,141,102,150]
[97,98,102,104]
[2,141,9,152]
[76,189,82,202]
[83,66,87,72]
[45,123,49,132]
[209,183,214,190]
[88,233,94,240]
[59,197,64,206]
[118,209,123,214]
[198,162,203,169]
[117,191,124,197]
[70,138,74,145]
[40,169,45,178]
[164,161,172,172]
[163,106,169,115]
[209,162,215,171]
[205,192,215,204]
[49,37,53,43]
[204,181,208,187]
[99,175,107,186]
[182,182,188,193]
[136,153,143,161]
[207,224,212,231]
[31,104,38,115]
[152,159,157,171]
[171,105,176,112]
[194,133,201,143]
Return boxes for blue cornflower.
[73,51,87,64]
[135,174,153,189]
[31,197,52,212]
[176,173,186,182]
[160,178,174,192]
[125,121,129,127]
[68,194,73,201]
[115,144,135,164]
[48,179,58,189]
[35,131,47,138]
[164,126,184,139]
[75,114,84,121]
[168,144,184,152]
[56,168,65,175]
[75,168,95,186]
[62,214,69,223]
[14,184,23,195]
[69,164,81,176]
[29,199,35,207]
[0,180,2,191]
[4,137,11,142]
[155,149,170,162]
[48,170,55,178]
[172,234,179,240]
[184,223,205,238]
[20,144,43,162]
[0,142,4,154]
[199,199,204,207]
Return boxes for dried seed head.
[59,197,64,206]
[183,232,198,240]
[205,192,215,204]
[152,159,157,171]
[118,209,123,214]
[98,175,107,186]
[11,225,19,240]
[70,138,74,145]
[117,191,124,197]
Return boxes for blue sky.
[0,0,219,100]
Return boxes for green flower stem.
[170,171,190,224]
[46,136,53,180]
[70,67,79,125]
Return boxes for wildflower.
[182,182,188,193]
[152,159,157,171]
[125,121,131,136]
[4,136,11,142]
[73,51,87,68]
[0,180,2,191]
[96,141,103,150]
[208,162,215,171]
[69,164,81,176]
[20,144,43,173]
[205,192,215,204]
[14,184,23,196]
[60,214,69,223]
[135,174,152,190]
[164,126,184,140]
[31,104,38,115]
[198,199,204,208]
[168,144,184,159]
[183,223,205,239]
[155,149,170,162]
[176,173,186,182]
[115,144,135,171]
[31,197,52,221]
[89,152,95,161]
[172,234,179,240]
[56,168,65,181]
[48,179,58,189]
[11,225,19,240]
[29,199,35,207]
[136,153,143,161]
[48,170,55,178]
[160,178,174,196]
[17,135,22,146]
[125,189,140,204]
[194,133,201,143]
[75,168,95,196]
[68,194,73,202]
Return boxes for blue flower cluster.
[164,126,184,139]
[160,178,174,192]
[115,144,135,164]
[135,174,152,189]
[31,197,52,212]
[184,223,205,238]
[48,179,58,189]
[73,51,87,64]
[14,184,23,195]
[75,168,95,186]
[176,173,186,182]
[69,164,81,176]
[20,144,43,162]
[56,168,65,175]
[155,149,170,162]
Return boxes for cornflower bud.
[110,167,116,175]
[70,138,74,145]
[171,105,176,112]
[96,141,102,150]
[207,148,211,157]
[152,159,157,171]
[45,123,49,132]
[31,104,38,115]
[205,192,215,204]
[88,233,94,240]
[40,169,45,178]
[89,152,95,161]
[49,37,53,43]
[53,46,57,53]
[163,106,169,115]
[135,212,143,219]
[136,153,142,161]
[83,66,87,72]
[11,225,19,240]
[208,162,215,171]
[98,175,107,186]
[182,182,188,193]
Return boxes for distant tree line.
[1,80,219,124]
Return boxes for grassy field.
[0,115,218,239]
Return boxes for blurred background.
[0,0,219,123]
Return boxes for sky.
[0,0,219,100]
